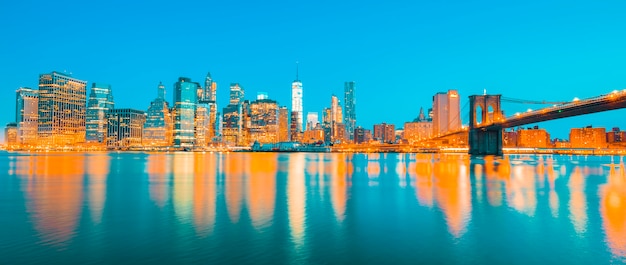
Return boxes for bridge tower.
[468,95,503,156]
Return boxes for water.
[1,152,625,264]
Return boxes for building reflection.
[224,153,246,223]
[23,154,85,246]
[546,157,560,218]
[146,153,171,208]
[246,153,277,229]
[507,159,537,216]
[193,153,217,236]
[432,155,472,238]
[173,153,194,223]
[414,154,434,208]
[288,153,306,247]
[86,153,110,224]
[330,154,349,222]
[568,167,587,234]
[600,161,626,258]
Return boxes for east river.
[1,151,625,264]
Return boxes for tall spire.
[295,61,299,82]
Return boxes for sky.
[1,0,626,140]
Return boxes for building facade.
[249,98,279,144]
[570,126,606,148]
[15,87,39,146]
[86,83,114,145]
[37,71,88,146]
[374,123,396,143]
[106,109,146,148]
[291,67,303,133]
[278,106,290,142]
[222,83,246,146]
[4,123,18,147]
[173,77,199,147]
[343,81,356,142]
[403,107,432,145]
[354,126,372,144]
[432,90,461,136]
[517,127,550,148]
[144,82,173,147]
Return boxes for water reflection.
[146,153,171,207]
[22,154,85,246]
[601,161,626,258]
[86,154,110,224]
[433,155,472,238]
[569,167,587,234]
[288,153,306,248]
[246,153,277,229]
[193,153,217,236]
[224,153,245,223]
[331,154,349,222]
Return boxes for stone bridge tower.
[468,95,504,156]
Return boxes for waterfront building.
[290,111,301,142]
[503,130,517,147]
[201,72,218,141]
[306,112,319,131]
[606,127,626,144]
[173,77,199,148]
[4,123,18,147]
[432,90,461,136]
[144,82,173,147]
[194,104,209,147]
[517,126,550,148]
[403,107,433,144]
[85,83,114,145]
[330,95,344,142]
[344,81,356,141]
[354,126,372,144]
[570,126,606,148]
[222,84,246,146]
[106,108,146,149]
[249,98,279,144]
[291,64,303,133]
[278,106,290,142]
[373,123,395,143]
[15,87,38,146]
[37,71,87,146]
[303,124,325,144]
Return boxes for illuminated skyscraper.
[144,82,173,147]
[291,63,303,133]
[15,87,38,146]
[173,77,199,148]
[330,95,344,142]
[343,81,356,141]
[37,71,87,146]
[201,72,218,142]
[106,108,146,149]
[306,112,319,131]
[223,83,246,145]
[4,123,18,146]
[278,106,289,142]
[432,90,461,136]
[86,83,114,145]
[249,98,279,143]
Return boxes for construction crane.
[501,97,568,105]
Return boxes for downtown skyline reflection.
[1,152,625,263]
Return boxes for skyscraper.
[173,77,199,148]
[291,63,303,133]
[37,71,87,146]
[249,98,279,143]
[330,95,344,142]
[15,87,38,146]
[432,90,461,136]
[343,81,356,141]
[106,108,146,149]
[278,106,289,142]
[86,83,114,145]
[144,82,173,147]
[306,112,319,131]
[222,83,245,145]
[202,72,218,142]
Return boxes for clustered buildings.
[5,71,625,150]
[5,70,360,150]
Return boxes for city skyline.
[2,1,626,140]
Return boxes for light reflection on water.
[1,152,626,263]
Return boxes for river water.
[0,151,625,264]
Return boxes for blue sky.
[1,0,626,139]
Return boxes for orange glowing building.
[517,127,550,148]
[570,126,606,148]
